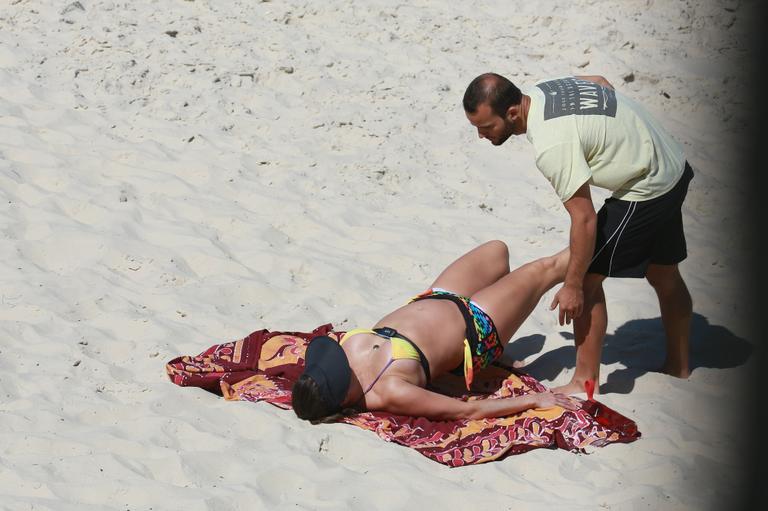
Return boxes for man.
[463,72,693,395]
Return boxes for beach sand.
[0,0,759,509]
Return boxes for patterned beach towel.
[166,324,640,466]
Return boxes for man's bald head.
[463,73,522,117]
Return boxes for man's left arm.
[550,182,597,325]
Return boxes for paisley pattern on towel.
[166,324,640,467]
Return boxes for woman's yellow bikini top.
[340,328,422,361]
[339,327,430,394]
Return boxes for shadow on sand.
[506,313,754,395]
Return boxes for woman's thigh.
[471,256,561,342]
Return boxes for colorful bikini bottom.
[409,287,503,390]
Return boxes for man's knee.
[583,273,606,301]
[646,264,684,293]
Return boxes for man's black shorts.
[588,162,693,278]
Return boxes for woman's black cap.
[302,335,351,411]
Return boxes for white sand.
[0,0,757,509]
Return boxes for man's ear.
[505,104,520,122]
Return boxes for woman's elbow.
[461,402,487,421]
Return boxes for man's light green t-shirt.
[525,77,686,202]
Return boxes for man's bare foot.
[550,380,591,396]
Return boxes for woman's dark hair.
[291,374,357,424]
[292,374,334,421]
[463,73,522,117]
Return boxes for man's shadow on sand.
[505,313,753,394]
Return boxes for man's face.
[465,102,516,146]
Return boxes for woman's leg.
[471,249,569,343]
[428,240,511,297]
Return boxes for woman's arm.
[374,377,577,421]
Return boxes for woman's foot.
[498,352,526,369]
[553,248,570,277]
[542,248,570,282]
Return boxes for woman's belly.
[373,299,466,376]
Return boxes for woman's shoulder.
[367,368,424,404]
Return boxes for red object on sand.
[585,379,595,401]
[580,379,638,437]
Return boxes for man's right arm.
[563,182,597,290]
[549,182,597,325]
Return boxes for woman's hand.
[534,391,579,411]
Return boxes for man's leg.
[552,272,607,395]
[646,263,692,378]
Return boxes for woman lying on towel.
[292,240,577,422]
